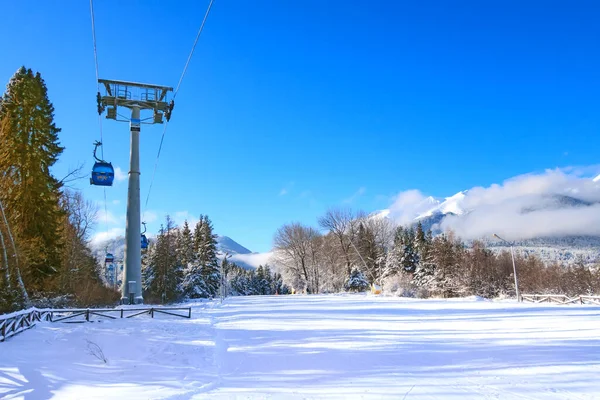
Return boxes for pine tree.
[177,220,194,267]
[356,222,381,283]
[272,271,284,295]
[143,216,182,303]
[344,267,369,292]
[0,67,65,289]
[228,266,250,296]
[401,227,419,273]
[182,215,221,298]
[198,215,220,297]
[263,265,274,295]
[428,233,464,297]
[414,222,427,260]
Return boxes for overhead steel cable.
[143,0,215,219]
[89,0,109,238]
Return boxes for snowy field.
[1,295,600,399]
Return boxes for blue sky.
[1,0,599,252]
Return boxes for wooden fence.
[0,306,191,342]
[521,294,600,305]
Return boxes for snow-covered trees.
[273,222,324,294]
[271,209,600,299]
[345,268,369,292]
[143,215,222,302]
[224,263,289,296]
[143,216,182,303]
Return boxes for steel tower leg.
[122,106,143,304]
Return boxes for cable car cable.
[89,0,104,160]
[89,0,110,245]
[142,0,215,220]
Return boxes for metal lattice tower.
[97,79,174,304]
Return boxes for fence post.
[150,308,154,318]
[86,309,90,322]
[121,309,123,319]
[1,322,5,342]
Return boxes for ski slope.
[1,295,599,399]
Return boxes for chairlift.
[141,222,149,249]
[90,141,114,186]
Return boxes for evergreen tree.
[198,215,220,297]
[228,267,250,296]
[254,265,273,295]
[247,270,259,295]
[401,227,419,273]
[143,216,182,303]
[356,222,382,283]
[384,226,418,277]
[182,215,220,298]
[414,222,428,260]
[344,267,369,292]
[192,217,205,255]
[428,233,464,297]
[177,220,194,267]
[0,67,65,289]
[263,265,274,295]
[272,271,284,295]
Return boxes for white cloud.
[112,199,120,205]
[95,209,120,225]
[114,167,127,182]
[229,252,274,269]
[387,189,431,224]
[91,227,124,244]
[142,210,158,224]
[438,169,600,240]
[343,187,366,204]
[173,211,199,228]
[279,181,295,196]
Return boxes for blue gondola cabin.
[90,162,115,186]
[141,234,149,249]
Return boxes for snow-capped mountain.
[377,173,600,265]
[416,191,467,219]
[216,235,252,256]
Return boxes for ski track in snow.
[1,295,600,399]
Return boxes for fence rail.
[521,294,600,305]
[0,306,191,342]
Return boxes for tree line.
[0,67,118,313]
[141,216,290,303]
[273,208,600,298]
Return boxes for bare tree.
[318,208,366,275]
[61,190,98,243]
[58,190,100,294]
[58,163,87,189]
[0,198,28,304]
[320,233,346,292]
[273,222,322,294]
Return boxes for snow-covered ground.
[1,295,600,399]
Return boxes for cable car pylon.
[97,80,174,304]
